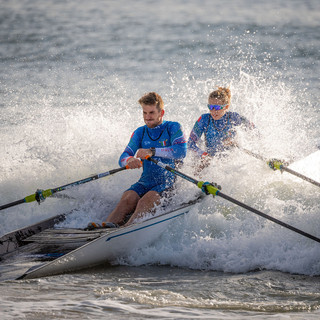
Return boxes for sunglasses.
[207,104,228,111]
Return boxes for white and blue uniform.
[119,120,187,196]
[188,112,254,157]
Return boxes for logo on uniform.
[159,139,168,147]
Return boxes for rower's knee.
[121,190,140,206]
[135,191,160,211]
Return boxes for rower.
[188,87,255,171]
[87,92,187,229]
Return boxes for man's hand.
[126,148,154,169]
[136,148,153,160]
[126,157,143,169]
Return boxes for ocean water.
[0,0,320,319]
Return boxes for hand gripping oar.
[146,156,320,244]
[240,147,320,188]
[0,166,128,211]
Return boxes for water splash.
[1,56,319,275]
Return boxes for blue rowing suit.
[119,120,187,196]
[188,112,254,157]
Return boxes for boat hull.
[18,200,200,280]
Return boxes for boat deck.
[23,228,113,244]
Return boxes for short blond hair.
[138,92,164,111]
[209,87,231,104]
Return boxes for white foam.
[1,71,319,275]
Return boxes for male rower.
[88,92,187,229]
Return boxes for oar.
[240,147,320,188]
[146,156,320,244]
[0,166,128,211]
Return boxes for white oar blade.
[288,150,320,183]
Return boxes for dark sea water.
[0,0,320,319]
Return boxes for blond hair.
[138,92,164,111]
[209,87,231,104]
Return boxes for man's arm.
[119,129,142,167]
[152,122,187,159]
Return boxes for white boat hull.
[18,200,199,280]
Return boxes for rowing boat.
[4,149,319,279]
[0,211,69,257]
[0,208,84,257]
[17,195,203,280]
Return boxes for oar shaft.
[282,167,320,188]
[151,159,199,185]
[51,167,127,194]
[241,148,266,162]
[240,147,320,188]
[147,156,320,244]
[218,192,320,244]
[0,166,128,211]
[0,199,25,211]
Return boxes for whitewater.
[0,0,319,319]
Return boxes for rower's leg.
[105,190,140,225]
[124,191,161,226]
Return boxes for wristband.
[150,147,156,156]
[126,156,133,164]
